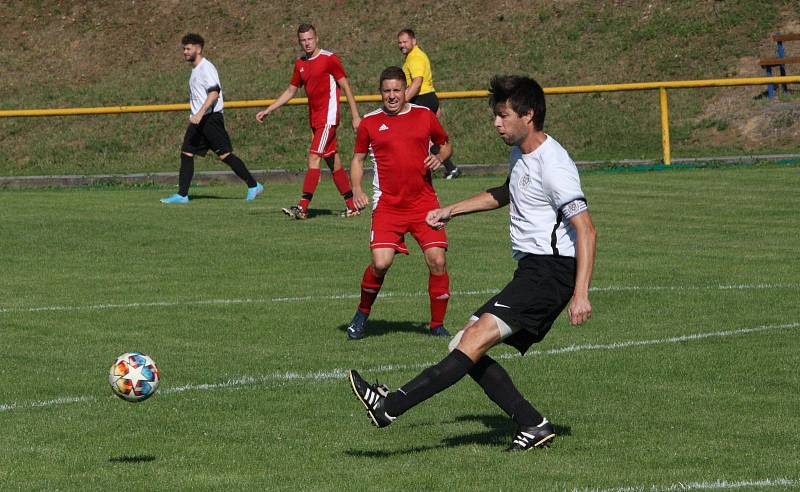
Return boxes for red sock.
[358,265,385,314]
[428,272,450,328]
[298,168,321,212]
[332,168,355,211]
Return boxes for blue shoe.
[246,182,264,201]
[347,310,369,340]
[429,325,451,337]
[160,193,189,204]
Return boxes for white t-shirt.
[508,135,587,259]
[188,58,224,117]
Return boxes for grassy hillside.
[2,0,799,176]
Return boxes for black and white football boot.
[506,418,556,452]
[348,369,396,428]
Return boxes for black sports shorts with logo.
[410,92,440,114]
[181,112,233,157]
[472,254,576,354]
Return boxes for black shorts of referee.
[466,254,576,355]
[181,112,233,157]
[410,92,440,114]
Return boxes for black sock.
[441,158,456,173]
[178,153,194,197]
[468,355,543,427]
[222,154,257,188]
[384,349,474,417]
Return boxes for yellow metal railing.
[2,76,799,164]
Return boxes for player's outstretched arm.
[336,77,361,130]
[567,210,596,326]
[350,152,369,210]
[256,85,298,123]
[426,178,510,229]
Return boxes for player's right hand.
[426,208,451,230]
[255,110,269,123]
[353,190,369,210]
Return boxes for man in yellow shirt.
[398,29,461,179]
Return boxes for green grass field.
[2,167,799,490]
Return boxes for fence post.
[659,87,671,165]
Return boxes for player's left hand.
[424,154,442,171]
[568,296,592,326]
[189,113,203,125]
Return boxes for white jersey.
[508,135,587,259]
[188,58,224,117]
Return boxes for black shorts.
[410,92,439,114]
[181,112,233,157]
[473,254,576,354]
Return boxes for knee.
[181,151,194,158]
[371,260,392,275]
[426,255,447,274]
[218,152,230,161]
[455,320,497,360]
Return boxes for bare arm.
[426,178,509,228]
[256,85,299,122]
[405,76,423,100]
[423,141,452,171]
[350,152,369,210]
[567,211,596,325]
[189,90,219,124]
[336,76,361,130]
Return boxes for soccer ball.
[108,352,160,402]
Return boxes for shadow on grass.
[187,194,237,200]
[335,319,434,338]
[109,455,156,463]
[345,413,571,457]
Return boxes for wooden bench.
[759,33,800,99]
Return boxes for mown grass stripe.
[1,283,797,314]
[2,321,797,414]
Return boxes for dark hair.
[379,66,407,88]
[489,75,546,131]
[398,28,415,39]
[298,23,316,35]
[181,33,204,48]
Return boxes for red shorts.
[309,124,337,157]
[370,206,448,255]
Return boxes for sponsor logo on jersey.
[519,174,531,189]
[379,123,389,131]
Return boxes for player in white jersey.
[348,75,597,452]
[161,33,263,204]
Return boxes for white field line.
[1,283,798,315]
[578,477,799,491]
[1,321,797,414]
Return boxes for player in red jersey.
[256,24,361,219]
[345,66,453,340]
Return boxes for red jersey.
[355,104,449,211]
[290,49,346,128]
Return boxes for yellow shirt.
[403,45,435,95]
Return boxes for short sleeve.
[329,54,346,80]
[428,111,448,146]
[354,121,371,153]
[290,60,303,87]
[543,158,584,210]
[203,65,221,93]
[405,55,426,80]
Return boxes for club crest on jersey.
[379,123,389,131]
[519,174,531,189]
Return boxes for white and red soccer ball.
[108,352,160,402]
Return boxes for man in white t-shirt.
[348,75,597,452]
[161,33,263,204]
